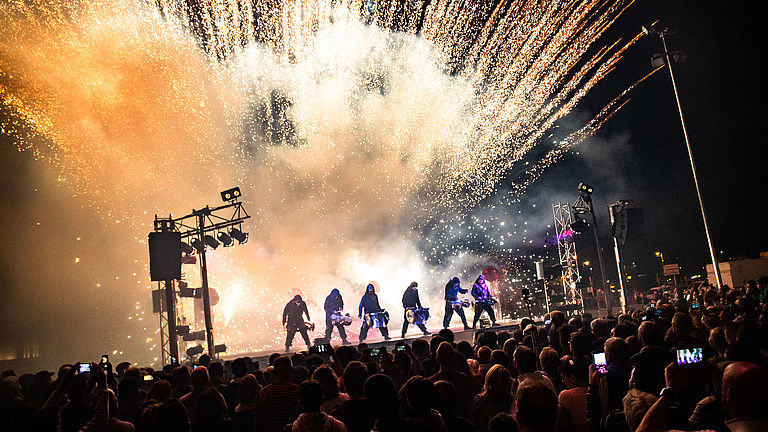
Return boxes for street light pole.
[646,26,723,288]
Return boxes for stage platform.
[220,318,529,368]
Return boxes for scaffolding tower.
[552,202,583,312]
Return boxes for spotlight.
[183,331,206,342]
[214,343,227,353]
[191,238,205,254]
[569,219,589,234]
[180,242,194,255]
[220,187,242,202]
[229,228,248,244]
[217,232,233,247]
[578,182,594,194]
[203,235,219,250]
[186,345,204,357]
[175,325,190,336]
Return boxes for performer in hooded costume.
[358,283,390,341]
[401,281,430,338]
[472,274,497,328]
[443,276,470,329]
[324,288,349,344]
[283,295,311,351]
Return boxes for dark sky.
[533,0,766,271]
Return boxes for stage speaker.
[149,231,182,281]
[613,208,644,245]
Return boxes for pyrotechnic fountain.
[0,0,650,363]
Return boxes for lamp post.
[643,25,723,288]
[573,183,611,315]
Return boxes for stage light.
[191,238,205,254]
[214,343,227,353]
[217,231,233,247]
[183,331,206,341]
[175,325,190,336]
[578,182,593,194]
[203,235,219,250]
[186,345,204,357]
[229,228,248,244]
[220,187,242,202]
[180,241,194,255]
[570,219,589,234]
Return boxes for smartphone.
[641,315,648,321]
[691,303,700,310]
[676,347,703,365]
[649,302,656,309]
[79,363,92,373]
[370,347,382,356]
[192,364,199,370]
[394,345,407,352]
[592,352,607,373]
[101,355,109,364]
[654,309,663,317]
[143,374,154,381]
[310,344,328,355]
[170,356,179,366]
[544,319,552,325]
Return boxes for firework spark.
[0,0,646,360]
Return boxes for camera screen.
[692,303,700,310]
[592,352,607,373]
[676,348,703,365]
[101,355,108,364]
[143,374,153,381]
[395,345,406,352]
[79,363,91,373]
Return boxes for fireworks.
[0,0,649,361]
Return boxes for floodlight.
[229,228,248,244]
[220,187,242,202]
[578,182,593,194]
[217,232,233,247]
[214,344,227,353]
[180,241,194,255]
[191,238,205,254]
[186,345,204,356]
[203,235,219,250]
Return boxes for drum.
[365,311,389,328]
[475,298,498,306]
[406,307,430,325]
[451,299,470,309]
[331,312,353,326]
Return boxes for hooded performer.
[324,288,349,344]
[283,295,311,351]
[471,275,497,328]
[443,277,470,329]
[358,284,390,341]
[401,281,430,338]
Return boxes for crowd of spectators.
[1,278,767,432]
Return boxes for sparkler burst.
[0,0,648,361]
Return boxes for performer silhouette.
[358,284,390,341]
[401,281,430,338]
[443,277,470,329]
[472,275,497,328]
[324,288,349,344]
[283,295,311,351]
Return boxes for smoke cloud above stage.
[0,0,645,367]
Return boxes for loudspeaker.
[149,231,182,281]
[613,208,644,245]
[535,261,545,280]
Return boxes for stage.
[220,318,529,368]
